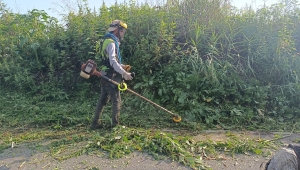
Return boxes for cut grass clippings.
[0,126,278,170]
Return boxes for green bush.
[1,0,300,128]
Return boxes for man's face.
[119,28,126,40]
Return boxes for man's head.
[108,20,127,41]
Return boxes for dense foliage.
[0,0,300,129]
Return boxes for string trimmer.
[80,59,182,123]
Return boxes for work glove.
[122,65,131,72]
[122,72,133,80]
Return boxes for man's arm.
[106,42,126,75]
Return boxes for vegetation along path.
[1,0,300,169]
[1,127,300,170]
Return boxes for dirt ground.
[197,130,300,170]
[1,130,299,170]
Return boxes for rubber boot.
[90,119,104,130]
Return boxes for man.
[90,20,133,129]
[263,144,300,170]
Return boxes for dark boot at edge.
[90,121,103,130]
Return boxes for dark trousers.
[92,78,121,127]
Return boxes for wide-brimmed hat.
[107,20,128,32]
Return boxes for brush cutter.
[80,59,182,123]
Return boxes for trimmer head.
[172,115,182,123]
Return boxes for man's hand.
[81,63,86,70]
[92,71,101,77]
[122,72,133,80]
[122,65,131,72]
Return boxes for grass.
[0,82,297,169]
[0,88,287,169]
[0,87,282,169]
[1,0,300,133]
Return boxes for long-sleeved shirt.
[105,41,126,75]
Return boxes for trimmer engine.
[80,60,99,79]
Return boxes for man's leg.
[91,86,109,130]
[107,85,121,127]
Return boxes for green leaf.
[186,156,195,166]
[158,89,162,96]
[4,77,10,82]
[133,83,142,89]
[178,155,185,163]
[253,149,262,155]
[178,93,187,103]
